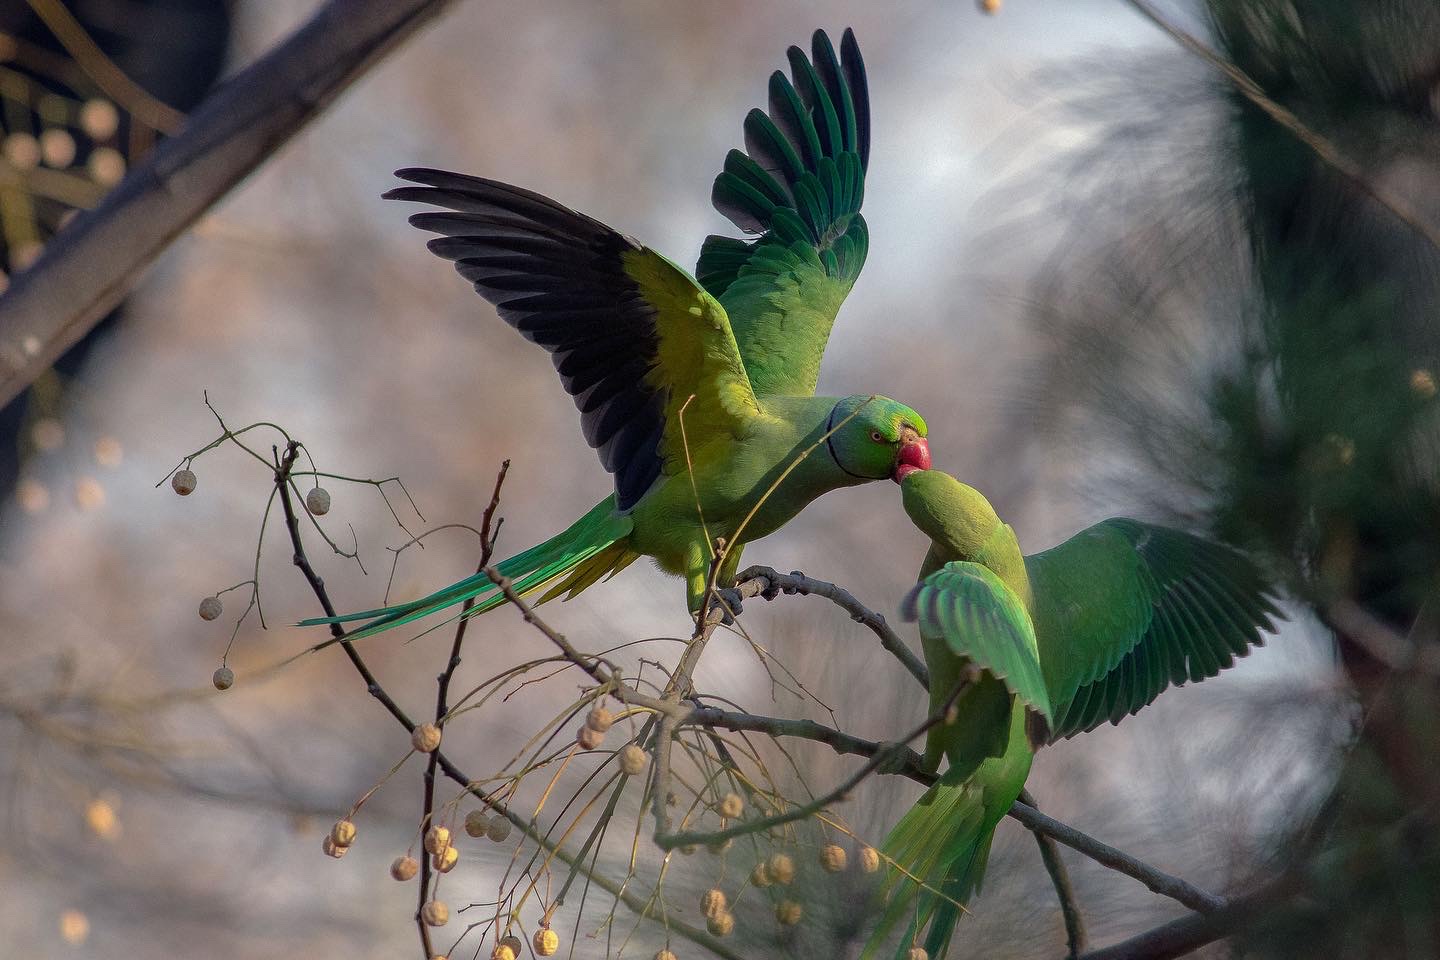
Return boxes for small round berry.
[1412,368,1437,398]
[212,666,234,691]
[411,722,442,753]
[499,936,524,956]
[585,705,614,732]
[198,596,223,621]
[464,809,491,838]
[490,946,515,960]
[907,948,929,960]
[718,792,743,819]
[322,835,346,858]
[486,817,512,843]
[390,855,419,881]
[859,846,881,874]
[980,0,1001,12]
[434,843,459,873]
[749,861,771,887]
[424,825,451,855]
[171,468,197,495]
[421,899,449,926]
[654,951,678,960]
[533,928,560,956]
[776,900,802,925]
[330,819,356,847]
[576,725,604,750]
[820,843,847,873]
[705,911,734,937]
[305,486,332,516]
[619,744,647,776]
[700,888,727,918]
[767,852,795,885]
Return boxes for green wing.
[696,28,870,397]
[387,170,761,510]
[902,561,1053,722]
[1025,519,1282,741]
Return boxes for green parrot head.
[824,395,930,484]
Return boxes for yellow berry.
[330,819,356,847]
[464,809,491,838]
[321,835,346,858]
[776,900,802,925]
[980,0,1001,12]
[859,846,881,873]
[211,667,234,691]
[198,596,223,621]
[305,486,331,516]
[486,816,512,843]
[424,825,451,855]
[421,900,448,926]
[749,861,771,887]
[585,705,614,732]
[490,947,516,960]
[706,911,734,937]
[718,792,743,819]
[533,928,560,956]
[1411,368,1436,398]
[654,951,678,960]
[576,724,604,750]
[412,722,442,753]
[171,468,197,495]
[700,888,727,918]
[820,843,847,873]
[500,936,524,955]
[907,948,929,960]
[619,743,647,776]
[767,852,795,885]
[390,855,419,881]
[434,843,459,873]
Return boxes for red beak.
[892,437,931,484]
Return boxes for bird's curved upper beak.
[892,426,930,484]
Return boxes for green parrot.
[305,29,931,639]
[868,469,1282,958]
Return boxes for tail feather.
[299,499,631,640]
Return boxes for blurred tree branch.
[0,0,458,409]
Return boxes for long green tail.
[299,498,634,640]
[866,707,1034,959]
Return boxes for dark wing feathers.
[1039,520,1282,742]
[386,169,668,510]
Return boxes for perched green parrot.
[305,29,931,639]
[868,470,1282,958]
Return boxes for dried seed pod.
[305,486,331,516]
[411,723,442,753]
[330,819,357,847]
[749,861,771,887]
[489,947,515,960]
[499,936,524,955]
[700,888,727,918]
[706,911,734,937]
[654,952,678,960]
[859,846,881,873]
[576,725,604,750]
[775,900,802,925]
[906,948,929,960]
[486,817,512,843]
[1412,368,1437,398]
[212,667,234,691]
[585,705,614,732]
[390,855,419,881]
[424,825,451,855]
[820,843,847,873]
[618,743,646,776]
[198,596,223,621]
[464,809,491,838]
[321,835,346,859]
[767,852,795,885]
[171,468,197,496]
[434,843,459,873]
[421,900,449,926]
[533,928,560,956]
[718,792,743,819]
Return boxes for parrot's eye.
[870,430,885,443]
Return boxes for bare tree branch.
[1022,788,1088,959]
[0,0,458,408]
[1074,875,1296,960]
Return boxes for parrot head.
[824,395,930,484]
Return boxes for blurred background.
[1,1,1435,958]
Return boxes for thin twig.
[1021,788,1088,958]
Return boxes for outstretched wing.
[387,169,762,510]
[1025,519,1283,741]
[902,561,1053,722]
[696,28,870,397]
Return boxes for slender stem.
[1021,788,1088,958]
